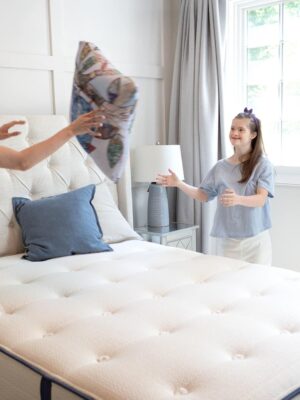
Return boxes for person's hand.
[0,120,26,140]
[220,188,240,207]
[68,110,106,137]
[156,168,181,187]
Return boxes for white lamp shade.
[133,145,184,182]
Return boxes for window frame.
[227,0,300,185]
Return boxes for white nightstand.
[135,223,199,251]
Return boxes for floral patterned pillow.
[70,41,138,182]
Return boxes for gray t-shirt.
[199,157,274,238]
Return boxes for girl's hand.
[68,110,106,137]
[0,120,26,140]
[156,168,181,187]
[220,188,241,207]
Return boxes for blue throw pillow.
[12,184,112,261]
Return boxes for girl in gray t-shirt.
[156,108,274,265]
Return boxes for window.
[227,0,300,168]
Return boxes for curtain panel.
[168,0,227,253]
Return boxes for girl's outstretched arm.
[0,110,105,171]
[220,187,268,208]
[156,168,208,202]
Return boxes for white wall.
[271,185,300,272]
[0,0,167,144]
[0,0,180,227]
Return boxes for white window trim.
[275,166,300,186]
[227,0,300,186]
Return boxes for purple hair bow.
[244,107,253,114]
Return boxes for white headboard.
[0,115,134,255]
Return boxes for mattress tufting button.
[255,291,264,297]
[43,332,54,338]
[102,311,112,316]
[232,353,245,360]
[177,387,189,395]
[97,355,110,362]
[212,309,223,314]
[159,330,170,336]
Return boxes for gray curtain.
[168,0,227,253]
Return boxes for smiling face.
[229,117,257,153]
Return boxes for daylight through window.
[228,0,300,166]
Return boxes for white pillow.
[93,182,141,244]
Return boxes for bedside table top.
[135,223,199,237]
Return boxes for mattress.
[1,240,300,400]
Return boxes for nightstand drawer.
[166,234,194,250]
[135,224,199,251]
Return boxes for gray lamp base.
[147,183,169,227]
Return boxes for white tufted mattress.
[1,240,300,400]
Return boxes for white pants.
[215,230,272,266]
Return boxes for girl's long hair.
[235,108,265,183]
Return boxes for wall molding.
[0,53,56,71]
[0,52,164,79]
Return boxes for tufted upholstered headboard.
[0,114,134,256]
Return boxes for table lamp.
[133,144,184,227]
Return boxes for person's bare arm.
[0,120,26,140]
[0,110,105,170]
[220,187,268,207]
[156,168,208,202]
